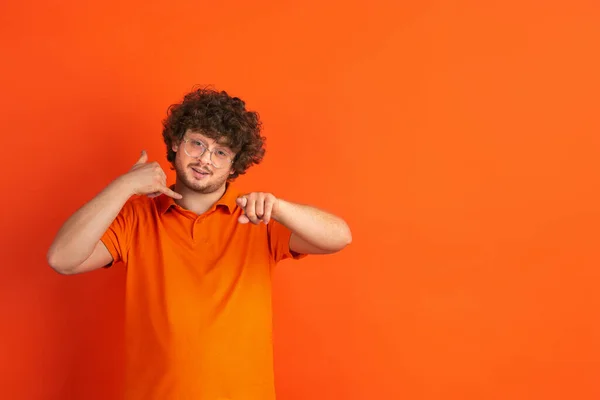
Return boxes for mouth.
[190,166,211,180]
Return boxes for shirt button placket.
[192,217,202,243]
[195,216,211,244]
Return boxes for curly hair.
[162,86,265,179]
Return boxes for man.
[47,87,352,400]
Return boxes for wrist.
[272,198,288,223]
[111,175,137,199]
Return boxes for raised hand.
[120,150,182,199]
[236,192,279,224]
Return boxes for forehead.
[185,130,231,147]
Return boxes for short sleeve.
[267,219,307,263]
[100,199,136,267]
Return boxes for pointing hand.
[236,192,279,225]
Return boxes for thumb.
[135,150,148,165]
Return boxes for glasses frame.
[182,138,234,169]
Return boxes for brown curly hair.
[162,86,266,179]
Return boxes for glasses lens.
[185,140,204,158]
[185,140,231,168]
[211,151,231,168]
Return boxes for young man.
[47,88,352,400]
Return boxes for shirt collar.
[156,183,239,215]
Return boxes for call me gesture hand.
[123,151,183,199]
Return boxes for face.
[172,130,235,194]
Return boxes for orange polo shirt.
[100,183,305,400]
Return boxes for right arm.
[46,178,134,274]
[46,151,181,275]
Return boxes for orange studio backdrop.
[1,1,600,399]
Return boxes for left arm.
[275,199,352,254]
[236,193,352,255]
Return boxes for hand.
[119,151,182,199]
[236,192,280,224]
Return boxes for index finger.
[236,196,247,208]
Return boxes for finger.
[135,150,148,165]
[155,163,167,182]
[255,194,265,219]
[158,171,167,187]
[236,197,247,208]
[238,214,250,224]
[263,196,274,224]
[245,198,260,224]
[158,185,182,199]
[147,192,161,198]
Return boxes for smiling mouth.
[191,166,211,177]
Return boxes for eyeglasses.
[183,138,234,169]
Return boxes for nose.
[198,149,212,165]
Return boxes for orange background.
[2,1,600,399]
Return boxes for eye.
[215,150,229,158]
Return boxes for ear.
[172,141,179,153]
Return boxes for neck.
[173,180,228,215]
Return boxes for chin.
[175,163,228,193]
[188,175,227,194]
[192,184,218,194]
